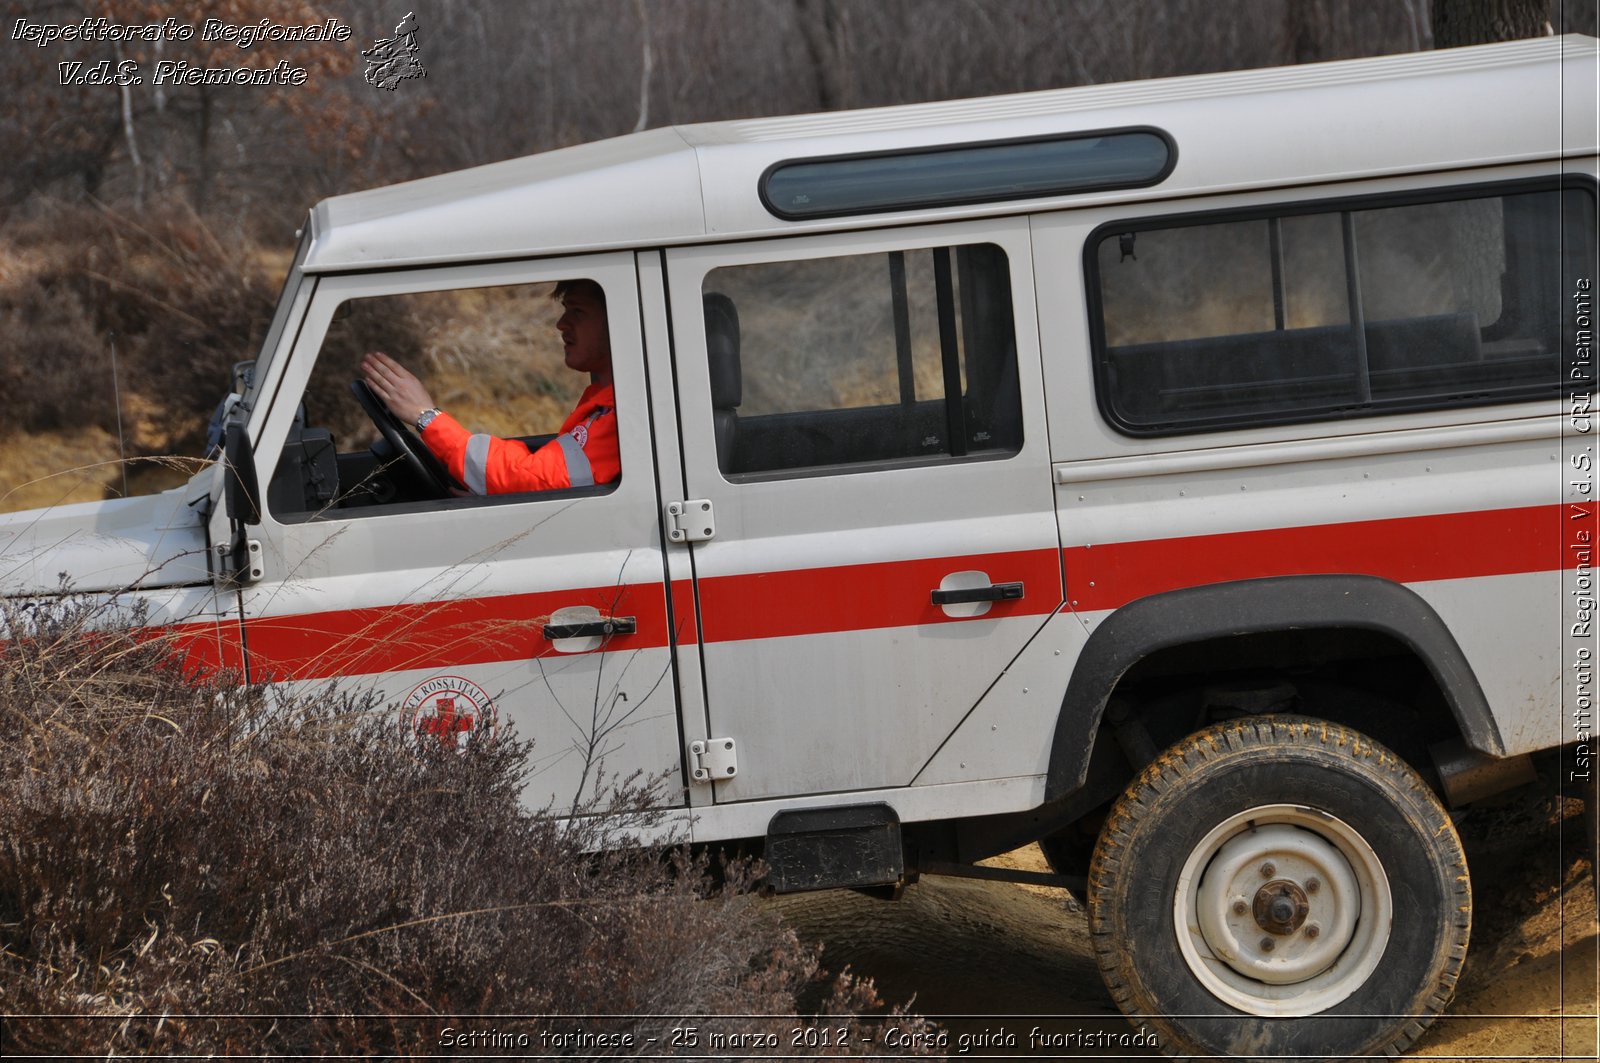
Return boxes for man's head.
[554,279,612,384]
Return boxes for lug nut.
[1232,900,1248,916]
[1305,924,1320,940]
[1260,862,1276,878]
[1260,937,1275,952]
[1305,877,1320,894]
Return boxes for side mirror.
[223,422,261,526]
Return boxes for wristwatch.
[415,407,442,432]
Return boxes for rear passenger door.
[666,219,1064,802]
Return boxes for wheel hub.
[1253,879,1309,934]
[1174,805,1394,1016]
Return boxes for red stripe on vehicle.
[670,578,701,646]
[230,503,1578,681]
[47,618,248,679]
[242,582,671,682]
[1063,503,1568,613]
[695,548,1065,645]
[168,618,248,675]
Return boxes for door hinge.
[666,499,715,543]
[689,737,737,783]
[216,538,262,585]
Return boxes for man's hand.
[361,351,437,426]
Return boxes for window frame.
[1084,175,1598,438]
[249,253,644,525]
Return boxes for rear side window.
[702,243,1022,478]
[1091,181,1596,434]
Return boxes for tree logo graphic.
[363,11,426,91]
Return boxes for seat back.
[704,292,742,470]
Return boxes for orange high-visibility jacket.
[421,382,619,494]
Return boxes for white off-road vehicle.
[3,35,1595,1061]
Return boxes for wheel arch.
[1044,574,1503,802]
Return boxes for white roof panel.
[303,35,1597,272]
[306,126,704,271]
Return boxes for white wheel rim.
[1173,804,1393,1017]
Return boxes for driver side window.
[268,280,613,519]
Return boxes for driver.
[359,280,618,494]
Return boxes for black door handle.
[543,616,637,640]
[930,582,1024,606]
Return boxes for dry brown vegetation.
[1,204,274,445]
[0,204,280,506]
[0,593,934,1056]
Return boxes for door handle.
[542,616,637,640]
[930,582,1023,606]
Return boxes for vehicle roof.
[303,34,1598,273]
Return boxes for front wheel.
[1087,716,1469,1062]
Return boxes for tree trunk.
[195,90,212,214]
[113,41,144,211]
[1432,0,1551,47]
[796,0,854,111]
[633,0,653,132]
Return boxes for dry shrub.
[0,203,419,460]
[0,595,933,1057]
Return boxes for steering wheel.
[350,379,460,496]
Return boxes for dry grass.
[0,594,935,1055]
[0,204,280,509]
[0,429,123,512]
[1,204,277,449]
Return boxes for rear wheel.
[1087,716,1469,1061]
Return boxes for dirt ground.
[767,782,1598,1061]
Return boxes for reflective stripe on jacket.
[420,382,619,495]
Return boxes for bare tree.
[112,40,146,211]
[1432,0,1553,46]
[1562,0,1599,34]
[633,0,654,131]
[2,0,1445,223]
[796,0,856,109]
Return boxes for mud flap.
[765,804,903,894]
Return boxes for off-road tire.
[1087,716,1470,1062]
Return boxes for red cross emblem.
[403,677,497,755]
[416,696,474,750]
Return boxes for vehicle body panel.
[4,35,1593,849]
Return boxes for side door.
[236,254,685,814]
[665,219,1064,803]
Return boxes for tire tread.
[1086,715,1470,1062]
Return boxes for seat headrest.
[704,292,741,409]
